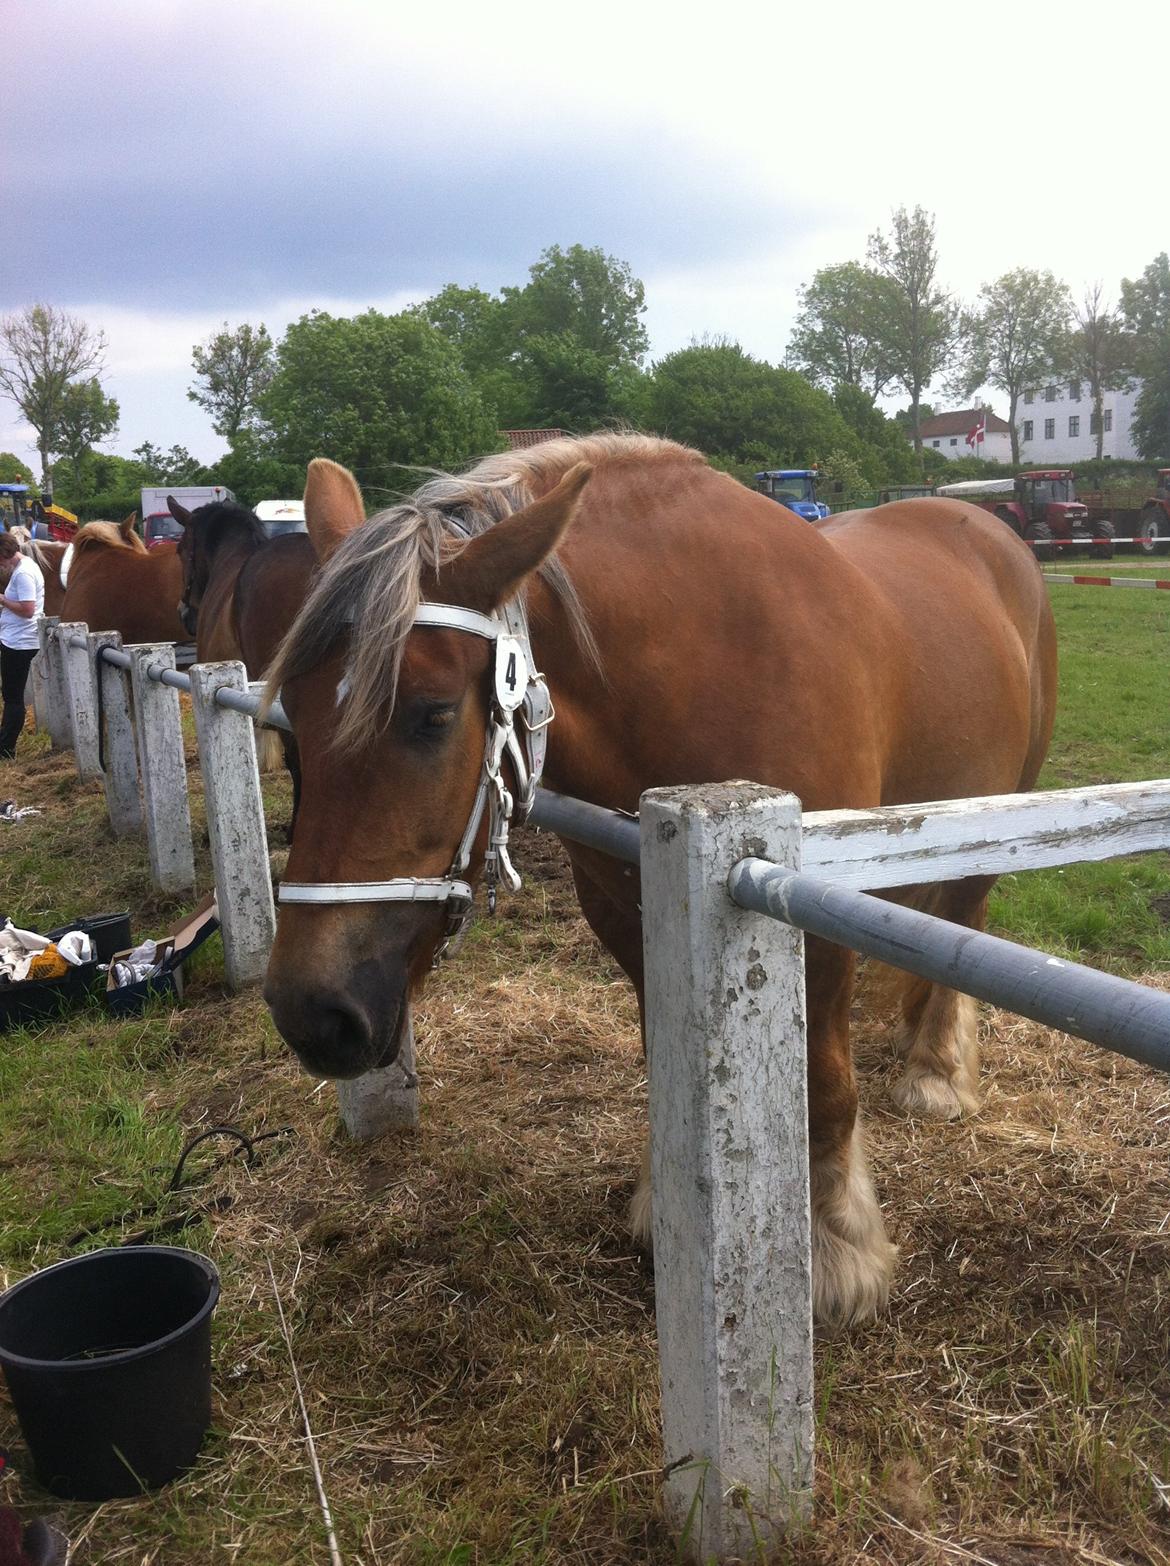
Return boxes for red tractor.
[941,471,1111,561]
[1137,469,1170,555]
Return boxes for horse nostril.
[265,985,374,1076]
[313,997,371,1060]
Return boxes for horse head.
[263,456,591,1080]
[169,495,265,638]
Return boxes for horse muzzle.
[265,970,411,1079]
[178,601,198,637]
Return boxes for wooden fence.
[33,617,1170,1563]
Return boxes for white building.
[917,408,1014,462]
[1015,380,1141,464]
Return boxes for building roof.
[502,428,569,450]
[917,408,1011,438]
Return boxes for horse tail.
[256,722,284,774]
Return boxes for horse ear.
[119,513,137,541]
[304,458,366,562]
[167,496,192,526]
[444,463,592,610]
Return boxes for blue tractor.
[753,468,831,521]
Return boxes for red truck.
[936,471,1112,560]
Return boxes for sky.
[2,0,1166,474]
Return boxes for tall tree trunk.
[39,442,52,501]
[1008,390,1020,464]
[1093,382,1104,461]
[911,391,922,465]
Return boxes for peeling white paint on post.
[58,622,103,780]
[189,661,276,989]
[37,617,72,750]
[29,650,48,734]
[640,783,813,1562]
[129,642,195,893]
[90,631,141,837]
[336,1014,420,1136]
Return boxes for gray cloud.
[3,6,817,312]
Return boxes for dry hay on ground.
[1,788,1167,1564]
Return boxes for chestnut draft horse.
[263,435,1057,1325]
[59,519,186,644]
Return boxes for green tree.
[189,322,276,440]
[0,304,107,490]
[1070,284,1133,462]
[0,453,36,490]
[647,338,860,475]
[867,207,959,460]
[416,284,505,376]
[132,443,207,485]
[1119,254,1170,461]
[207,429,304,507]
[261,308,501,486]
[503,244,648,363]
[787,262,895,400]
[832,385,917,485]
[498,244,649,428]
[954,268,1072,464]
[53,376,120,496]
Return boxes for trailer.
[140,484,235,548]
[936,471,1111,560]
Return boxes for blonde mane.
[266,431,701,752]
[72,520,147,556]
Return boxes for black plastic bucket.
[0,1247,219,1499]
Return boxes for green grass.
[988,583,1170,969]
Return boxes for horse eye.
[413,704,456,739]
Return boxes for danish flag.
[966,413,987,448]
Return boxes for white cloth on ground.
[0,920,94,982]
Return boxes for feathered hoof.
[891,1065,980,1121]
[812,1223,897,1328]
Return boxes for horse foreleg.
[891,876,991,1121]
[807,940,896,1326]
[563,848,652,1240]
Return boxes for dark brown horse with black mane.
[168,494,317,794]
[263,434,1057,1326]
[167,495,316,673]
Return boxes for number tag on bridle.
[494,635,529,712]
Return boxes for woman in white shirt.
[0,532,45,760]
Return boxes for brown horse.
[263,434,1057,1326]
[166,495,317,676]
[59,519,186,644]
[167,495,317,792]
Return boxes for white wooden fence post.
[129,643,195,894]
[29,653,48,735]
[89,631,142,837]
[37,617,72,750]
[58,621,103,780]
[188,661,276,989]
[639,782,814,1562]
[335,1019,420,1136]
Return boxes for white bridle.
[277,595,553,958]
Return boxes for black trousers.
[0,644,38,759]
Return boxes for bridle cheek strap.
[277,592,552,963]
